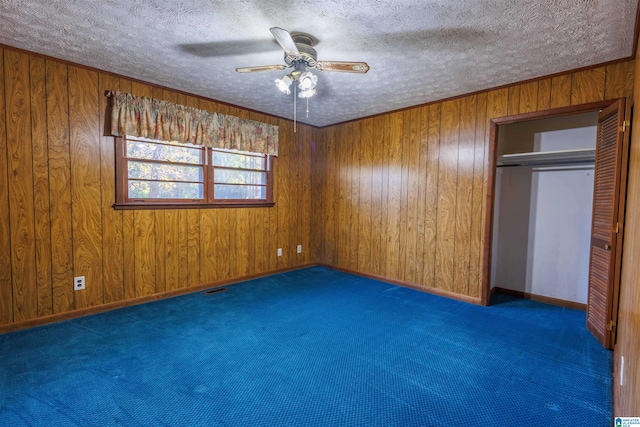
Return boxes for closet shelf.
[497,148,596,167]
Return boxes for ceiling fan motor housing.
[285,34,317,68]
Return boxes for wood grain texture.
[453,95,476,295]
[403,108,420,283]
[0,46,313,327]
[100,74,124,303]
[550,74,572,108]
[30,56,53,317]
[349,122,361,271]
[507,85,520,116]
[370,121,383,275]
[119,79,135,300]
[605,61,635,100]
[468,92,488,298]
[383,113,401,279]
[415,106,429,287]
[614,48,640,416]
[335,123,349,268]
[537,78,551,111]
[571,67,606,105]
[46,61,74,314]
[422,103,441,289]
[69,66,103,309]
[434,100,460,292]
[6,50,37,321]
[300,124,313,263]
[0,45,632,330]
[519,81,538,114]
[0,49,12,324]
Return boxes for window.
[115,136,273,208]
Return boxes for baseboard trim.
[0,263,318,335]
[493,287,586,311]
[319,263,482,305]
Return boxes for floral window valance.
[107,91,278,156]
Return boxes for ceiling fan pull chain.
[294,85,297,133]
[306,97,310,119]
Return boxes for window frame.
[114,136,274,209]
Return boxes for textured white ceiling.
[0,0,637,126]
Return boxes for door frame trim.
[481,99,622,306]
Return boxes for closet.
[491,112,599,307]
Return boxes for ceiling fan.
[236,27,370,99]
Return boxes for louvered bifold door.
[586,99,625,349]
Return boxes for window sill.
[114,202,275,210]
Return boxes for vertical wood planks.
[100,73,124,303]
[300,124,312,263]
[434,100,460,292]
[310,127,325,262]
[605,61,635,99]
[422,104,441,289]
[507,86,520,115]
[537,79,551,111]
[0,49,12,324]
[468,93,488,298]
[404,108,420,283]
[370,118,384,276]
[0,43,635,327]
[6,50,37,321]
[46,61,74,314]
[323,126,337,264]
[349,121,360,271]
[415,106,429,287]
[276,118,290,268]
[519,81,538,114]
[69,66,103,308]
[550,74,572,108]
[336,123,350,268]
[358,118,373,273]
[571,67,605,105]
[30,57,53,317]
[386,112,403,279]
[453,95,476,295]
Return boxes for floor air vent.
[205,288,228,295]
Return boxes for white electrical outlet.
[74,276,85,291]
[297,245,302,254]
[277,248,282,257]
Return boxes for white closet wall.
[492,113,597,304]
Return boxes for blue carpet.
[0,267,611,426]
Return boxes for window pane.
[214,169,265,185]
[213,151,265,170]
[128,161,203,182]
[127,140,202,165]
[129,181,203,199]
[214,184,265,200]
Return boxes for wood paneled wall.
[614,43,640,415]
[311,61,635,301]
[0,47,314,327]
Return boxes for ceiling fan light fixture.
[298,88,317,99]
[275,75,293,94]
[298,71,317,91]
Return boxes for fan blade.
[270,27,300,59]
[236,64,288,73]
[316,61,370,73]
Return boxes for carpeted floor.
[0,266,611,426]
